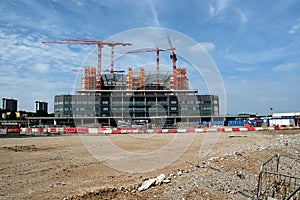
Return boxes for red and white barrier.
[195,128,204,133]
[49,127,57,133]
[88,128,98,134]
[18,125,300,135]
[76,128,89,134]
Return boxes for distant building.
[2,98,17,112]
[35,101,48,117]
[272,112,300,118]
[272,112,300,126]
[35,101,48,114]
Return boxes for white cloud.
[288,19,300,34]
[257,96,271,102]
[0,26,93,72]
[149,2,160,26]
[209,5,216,16]
[235,67,255,72]
[33,63,50,74]
[0,26,95,112]
[73,0,85,7]
[223,44,298,65]
[236,9,248,24]
[188,42,215,53]
[199,42,215,51]
[272,63,298,72]
[209,0,229,16]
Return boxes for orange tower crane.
[123,47,170,89]
[167,35,177,90]
[41,39,131,90]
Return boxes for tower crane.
[41,39,131,90]
[123,47,171,89]
[167,35,177,90]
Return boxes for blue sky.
[1,0,300,115]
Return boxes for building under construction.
[80,66,188,91]
[55,66,218,127]
[47,37,219,128]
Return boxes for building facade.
[2,98,18,112]
[35,101,48,114]
[54,90,219,127]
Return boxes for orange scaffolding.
[126,67,145,90]
[127,67,133,90]
[139,67,145,90]
[81,67,97,90]
[176,67,188,90]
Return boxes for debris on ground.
[138,173,168,191]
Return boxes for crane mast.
[167,35,177,90]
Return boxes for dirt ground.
[0,130,299,200]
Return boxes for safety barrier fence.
[239,154,300,200]
[256,154,300,200]
[19,125,300,135]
